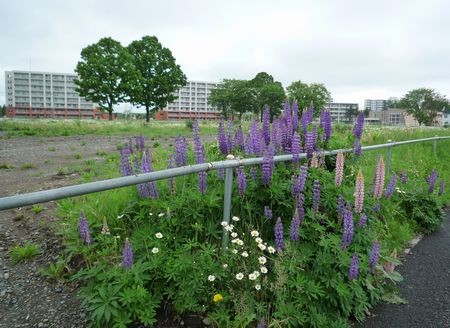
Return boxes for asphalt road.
[359,210,450,328]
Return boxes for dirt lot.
[0,135,129,328]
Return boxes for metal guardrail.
[0,136,449,245]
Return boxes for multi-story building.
[325,102,359,123]
[368,108,420,126]
[5,70,101,119]
[443,108,450,126]
[155,80,221,120]
[364,99,387,112]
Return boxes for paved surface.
[360,210,450,328]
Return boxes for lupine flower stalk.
[290,209,301,241]
[122,238,133,269]
[400,171,408,184]
[291,132,301,163]
[193,121,208,194]
[337,194,345,220]
[320,110,332,142]
[174,136,188,167]
[274,217,285,251]
[234,126,245,151]
[262,105,271,146]
[369,241,380,272]
[354,169,365,213]
[426,169,438,193]
[353,138,362,157]
[341,208,354,249]
[119,146,133,176]
[348,254,359,280]
[297,193,305,222]
[439,179,445,196]
[305,130,315,160]
[271,119,282,154]
[262,145,274,186]
[353,112,365,139]
[134,136,145,152]
[139,150,159,199]
[373,157,385,199]
[358,213,368,228]
[217,121,228,155]
[79,210,92,245]
[297,165,308,193]
[384,174,397,199]
[335,151,344,187]
[264,206,272,220]
[236,167,247,197]
[226,120,234,153]
[313,180,321,213]
[291,100,299,131]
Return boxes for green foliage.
[10,243,41,264]
[286,80,331,115]
[20,163,35,170]
[399,88,449,126]
[0,163,14,169]
[32,204,44,214]
[40,258,72,281]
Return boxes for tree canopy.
[75,37,135,120]
[250,72,285,120]
[126,36,187,122]
[286,81,331,116]
[399,88,449,126]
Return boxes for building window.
[390,113,401,125]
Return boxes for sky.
[1,0,450,111]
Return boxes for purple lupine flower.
[79,210,92,245]
[305,130,314,160]
[400,171,408,184]
[290,209,301,241]
[335,151,345,187]
[348,254,359,280]
[119,146,133,176]
[262,105,271,146]
[373,157,385,199]
[291,100,299,132]
[167,154,176,193]
[313,180,321,213]
[135,136,145,152]
[291,132,302,163]
[174,136,188,167]
[226,120,234,153]
[250,166,258,181]
[353,138,362,157]
[439,179,445,196]
[358,213,368,228]
[217,120,227,155]
[384,174,397,199]
[122,238,133,269]
[274,217,285,252]
[217,168,225,180]
[354,169,365,214]
[369,241,380,271]
[341,208,354,249]
[127,138,134,154]
[246,121,263,156]
[234,126,245,151]
[285,118,293,153]
[236,167,246,197]
[320,110,332,142]
[262,145,274,186]
[193,120,208,194]
[337,194,345,220]
[264,206,272,220]
[297,192,305,223]
[257,318,266,328]
[140,150,159,199]
[271,119,282,154]
[353,112,365,139]
[297,165,308,193]
[426,169,438,193]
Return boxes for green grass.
[0,163,14,169]
[10,243,41,264]
[20,163,35,170]
[32,204,44,214]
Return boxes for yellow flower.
[213,294,223,303]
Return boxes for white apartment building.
[325,102,359,123]
[5,70,99,119]
[364,99,387,112]
[156,80,221,120]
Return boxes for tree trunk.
[146,106,150,123]
[108,109,113,121]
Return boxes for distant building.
[4,70,103,119]
[443,108,450,126]
[325,102,359,123]
[369,108,420,126]
[364,99,387,112]
[155,80,221,120]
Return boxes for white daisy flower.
[248,273,257,280]
[241,251,249,258]
[152,247,159,254]
[268,246,276,254]
[251,230,259,237]
[231,232,238,238]
[232,249,238,254]
[260,266,268,274]
[237,239,244,246]
[253,271,260,278]
[221,221,228,227]
[232,216,240,221]
[258,256,267,264]
[258,243,267,251]
[255,284,261,290]
[225,225,233,232]
[236,273,244,280]
[155,232,163,239]
[223,264,228,268]
[208,275,216,282]
[255,237,263,244]
[158,213,164,217]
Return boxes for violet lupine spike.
[119,146,133,177]
[335,151,345,187]
[291,132,302,163]
[262,105,271,146]
[297,165,308,193]
[174,136,188,167]
[140,150,159,199]
[384,174,397,199]
[400,171,408,184]
[426,169,438,193]
[341,208,354,249]
[217,120,228,155]
[247,121,263,156]
[234,126,245,151]
[264,206,272,220]
[192,120,208,194]
[369,241,380,271]
[320,110,332,142]
[236,167,247,197]
[290,209,301,241]
[354,169,365,214]
[274,217,285,252]
[373,157,385,199]
[291,100,299,132]
[305,130,314,160]
[348,254,359,280]
[122,238,133,269]
[250,166,258,181]
[353,112,365,139]
[262,145,274,186]
[337,194,345,220]
[312,180,321,213]
[439,179,445,196]
[358,213,368,228]
[285,118,293,152]
[300,109,309,133]
[127,138,134,154]
[297,193,305,223]
[79,210,92,245]
[271,119,282,154]
[353,138,362,157]
[226,120,234,154]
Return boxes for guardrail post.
[386,140,393,174]
[221,154,235,250]
[433,135,438,156]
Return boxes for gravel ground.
[359,211,450,328]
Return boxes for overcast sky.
[1,0,449,110]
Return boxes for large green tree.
[286,81,331,116]
[126,36,187,122]
[0,105,5,117]
[75,37,135,120]
[399,88,449,126]
[250,72,285,121]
